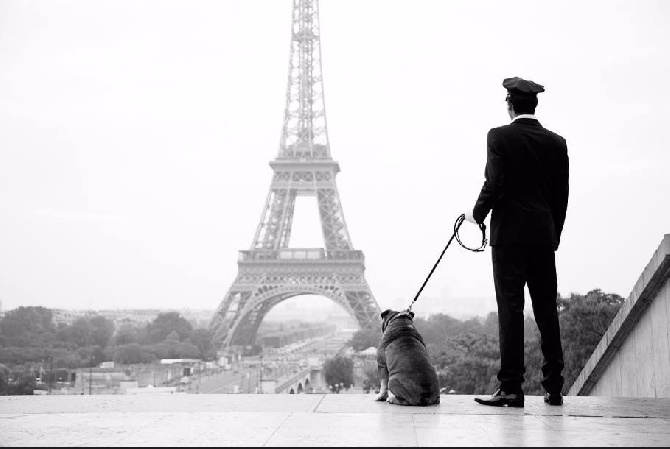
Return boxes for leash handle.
[454,214,488,253]
[407,214,487,313]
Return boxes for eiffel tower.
[210,0,381,348]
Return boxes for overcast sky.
[1,0,669,319]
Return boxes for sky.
[1,0,669,320]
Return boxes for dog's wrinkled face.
[381,309,415,333]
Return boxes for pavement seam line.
[262,412,293,447]
[312,394,327,413]
[480,419,499,447]
[411,413,419,447]
[112,413,170,446]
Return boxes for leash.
[407,214,487,314]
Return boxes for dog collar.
[386,311,413,328]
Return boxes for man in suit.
[465,77,569,407]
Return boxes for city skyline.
[1,0,669,318]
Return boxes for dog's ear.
[381,309,394,332]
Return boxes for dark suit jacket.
[473,118,569,248]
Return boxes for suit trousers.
[492,245,565,394]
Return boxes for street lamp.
[258,347,265,394]
[48,355,53,395]
[89,355,94,396]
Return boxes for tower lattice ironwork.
[209,0,381,348]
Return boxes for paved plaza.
[1,394,670,447]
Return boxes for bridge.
[262,367,315,394]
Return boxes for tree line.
[348,289,624,395]
[0,308,217,394]
[1,288,623,396]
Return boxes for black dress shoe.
[544,392,564,406]
[474,389,524,408]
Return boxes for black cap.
[503,77,545,96]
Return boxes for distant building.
[259,323,336,348]
[73,360,205,395]
[51,309,99,326]
[75,368,133,394]
[50,309,215,328]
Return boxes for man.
[465,77,569,407]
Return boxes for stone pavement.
[2,394,670,447]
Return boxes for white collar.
[513,114,537,122]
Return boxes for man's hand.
[464,211,477,225]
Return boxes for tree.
[114,324,140,346]
[146,313,193,344]
[0,364,9,396]
[189,329,217,361]
[6,373,36,396]
[146,340,200,360]
[173,342,200,359]
[54,316,115,350]
[414,314,470,344]
[558,289,624,394]
[324,355,354,391]
[87,346,108,367]
[410,289,624,396]
[165,331,181,343]
[89,317,115,348]
[430,332,500,395]
[63,318,94,347]
[0,307,55,346]
[348,328,382,352]
[523,331,544,394]
[362,364,380,393]
[113,344,156,365]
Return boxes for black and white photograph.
[1,0,669,446]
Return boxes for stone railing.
[239,248,364,263]
[569,234,670,397]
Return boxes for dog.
[375,309,440,406]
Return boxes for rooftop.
[2,394,670,447]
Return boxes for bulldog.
[375,309,440,406]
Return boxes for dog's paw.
[386,392,398,404]
[375,391,388,402]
